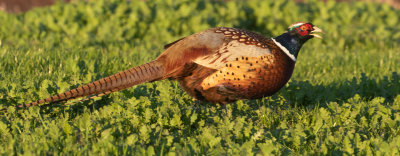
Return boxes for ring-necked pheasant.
[10,22,323,110]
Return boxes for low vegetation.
[0,0,399,155]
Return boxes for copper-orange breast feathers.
[164,27,298,103]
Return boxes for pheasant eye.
[300,25,307,31]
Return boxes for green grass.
[0,0,399,155]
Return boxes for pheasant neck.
[273,33,306,62]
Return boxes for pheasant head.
[273,22,323,61]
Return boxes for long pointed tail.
[18,60,165,109]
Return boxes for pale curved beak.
[311,26,324,39]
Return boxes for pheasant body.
[174,27,296,103]
[13,22,323,109]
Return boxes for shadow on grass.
[282,72,399,107]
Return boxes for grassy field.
[0,0,399,155]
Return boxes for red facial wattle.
[296,24,313,36]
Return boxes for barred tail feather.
[18,60,165,108]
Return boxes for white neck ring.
[271,38,296,62]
